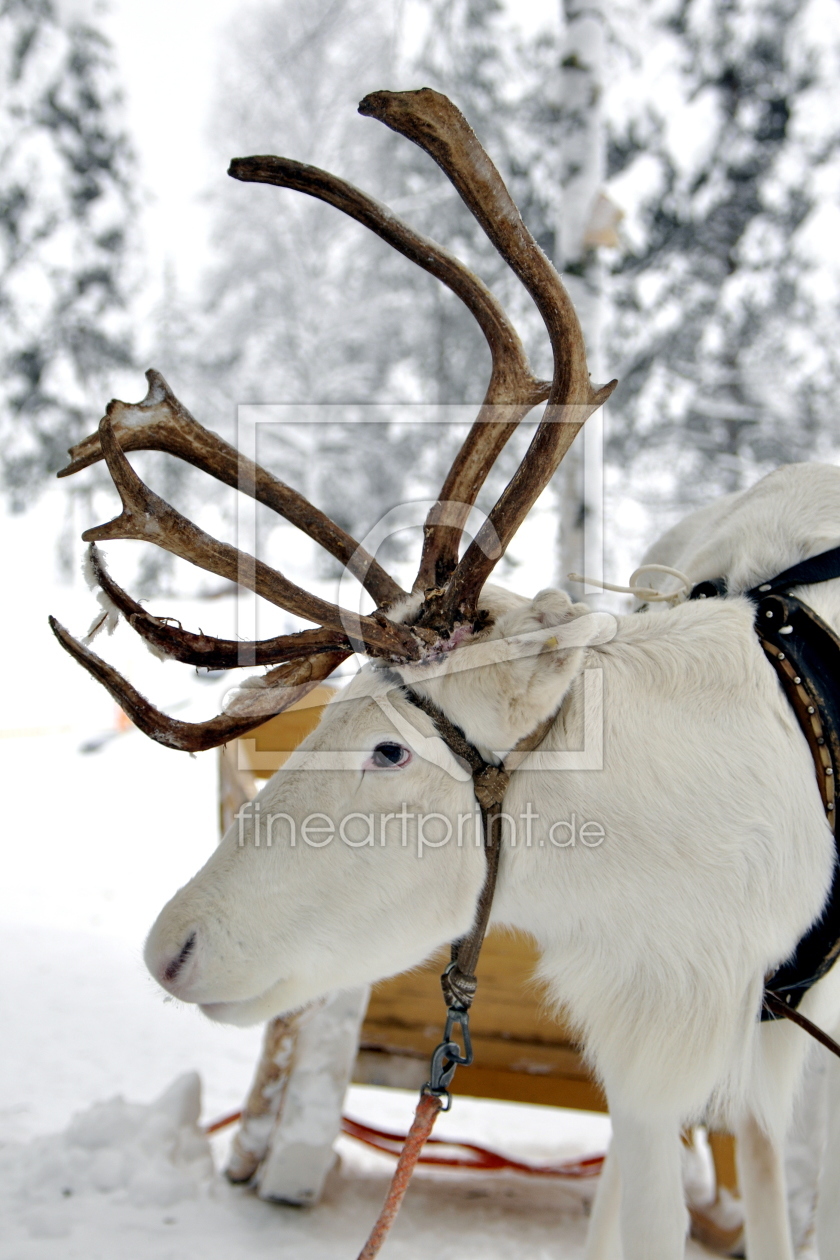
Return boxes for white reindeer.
[51,89,840,1259]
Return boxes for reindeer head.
[51,89,615,1021]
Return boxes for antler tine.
[227,155,551,593]
[87,415,422,660]
[49,615,349,752]
[59,370,404,611]
[360,89,618,624]
[88,545,349,669]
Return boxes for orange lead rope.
[356,1092,444,1260]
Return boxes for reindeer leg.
[609,1108,687,1260]
[816,1030,840,1260]
[584,1143,622,1260]
[735,1111,794,1260]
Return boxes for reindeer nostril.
[164,931,196,983]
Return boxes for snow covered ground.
[0,897,619,1259]
[0,490,716,1258]
[0,918,619,1259]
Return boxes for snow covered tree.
[555,0,615,588]
[173,0,429,578]
[379,0,576,559]
[201,0,840,588]
[180,0,564,584]
[409,0,624,588]
[605,0,840,503]
[0,0,137,505]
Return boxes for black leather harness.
[689,544,840,1019]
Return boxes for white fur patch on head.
[385,590,425,625]
[393,587,616,755]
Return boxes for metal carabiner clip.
[442,1005,473,1067]
[422,1004,474,1109]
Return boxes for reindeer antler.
[83,545,348,669]
[86,415,419,659]
[52,89,614,752]
[60,369,404,610]
[358,90,616,629]
[226,149,553,596]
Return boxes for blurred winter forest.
[3,0,840,597]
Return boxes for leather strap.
[688,541,840,604]
[405,689,556,1012]
[688,548,840,1036]
[755,593,840,1018]
[762,991,840,1060]
[749,542,840,597]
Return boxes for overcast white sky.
[102,0,247,300]
[102,0,559,301]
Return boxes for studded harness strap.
[690,544,840,1025]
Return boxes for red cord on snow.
[204,1106,605,1178]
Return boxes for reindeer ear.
[494,587,593,645]
[533,587,590,631]
[483,594,615,748]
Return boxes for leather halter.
[406,690,556,1024]
[375,667,558,1092]
[353,688,558,1260]
[690,543,840,1020]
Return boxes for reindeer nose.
[155,930,198,994]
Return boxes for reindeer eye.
[371,742,410,768]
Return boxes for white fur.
[145,462,840,1257]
